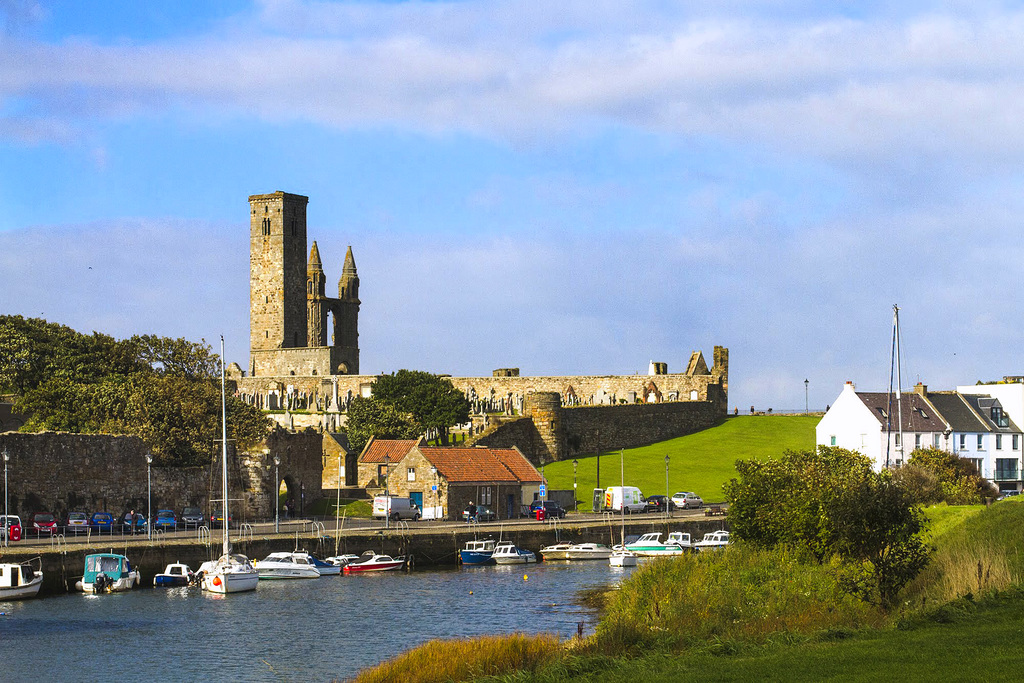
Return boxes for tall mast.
[220,336,230,556]
[893,305,904,465]
[619,448,625,547]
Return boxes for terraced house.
[817,381,1023,493]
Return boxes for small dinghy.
[154,562,194,587]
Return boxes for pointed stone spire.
[342,245,357,276]
[308,241,323,269]
[338,245,359,301]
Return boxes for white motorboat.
[201,337,259,595]
[309,554,341,576]
[325,554,360,568]
[0,561,42,599]
[693,530,730,551]
[541,542,613,561]
[343,551,405,573]
[255,552,322,579]
[623,532,692,557]
[492,542,537,564]
[609,549,638,567]
[539,542,574,560]
[76,553,139,593]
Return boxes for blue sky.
[2,0,1023,410]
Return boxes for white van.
[372,496,421,521]
[602,486,646,514]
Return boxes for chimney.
[914,383,927,396]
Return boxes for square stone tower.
[249,192,309,354]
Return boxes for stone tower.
[248,191,359,377]
[249,191,308,354]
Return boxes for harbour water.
[0,561,637,681]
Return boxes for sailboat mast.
[893,305,904,465]
[620,448,625,547]
[220,336,230,556]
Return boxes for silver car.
[671,492,704,509]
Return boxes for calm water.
[0,561,636,681]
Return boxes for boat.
[609,549,637,567]
[623,531,692,557]
[254,552,321,579]
[76,553,139,593]
[343,551,405,573]
[0,560,43,599]
[310,554,341,576]
[608,448,637,567]
[200,336,259,595]
[538,542,574,560]
[492,542,536,564]
[693,530,730,551]
[460,539,497,566]
[154,562,194,587]
[325,554,360,568]
[541,542,613,561]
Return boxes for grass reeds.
[348,633,562,683]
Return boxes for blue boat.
[154,562,193,587]
[460,539,496,566]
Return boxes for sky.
[2,0,1023,411]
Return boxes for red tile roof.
[417,447,540,484]
[359,438,423,464]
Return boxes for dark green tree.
[372,369,470,445]
[907,447,997,504]
[344,396,420,454]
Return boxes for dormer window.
[992,406,1009,427]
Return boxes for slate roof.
[418,447,540,484]
[359,438,423,464]
[856,392,948,432]
[961,395,1021,433]
[923,393,987,432]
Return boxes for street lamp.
[145,454,153,540]
[431,466,438,520]
[273,456,280,533]
[3,449,8,548]
[572,459,578,511]
[664,454,670,519]
[384,455,390,530]
[805,379,809,414]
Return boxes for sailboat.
[609,448,638,567]
[199,336,260,594]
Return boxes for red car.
[29,512,58,537]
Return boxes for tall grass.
[348,633,561,683]
[594,545,886,654]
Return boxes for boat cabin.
[0,563,37,588]
[84,553,133,583]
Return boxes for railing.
[50,533,66,553]
[310,521,326,539]
[995,469,1020,481]
[197,525,211,545]
[239,523,254,543]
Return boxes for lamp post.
[273,456,280,533]
[384,455,390,530]
[431,466,438,520]
[572,459,578,511]
[3,449,8,548]
[145,454,153,540]
[805,379,809,414]
[664,454,670,519]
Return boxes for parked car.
[90,511,115,533]
[529,501,567,519]
[29,511,58,536]
[181,506,204,528]
[65,511,90,534]
[0,515,22,542]
[121,511,147,534]
[154,509,177,531]
[462,504,496,522]
[643,495,676,513]
[210,509,232,529]
[671,492,704,509]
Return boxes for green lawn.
[521,595,1024,682]
[543,415,817,509]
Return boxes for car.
[529,501,567,519]
[121,511,147,534]
[154,509,177,531]
[65,511,90,534]
[28,511,58,536]
[0,515,23,542]
[181,506,204,528]
[462,504,497,522]
[643,495,676,513]
[671,492,704,509]
[210,509,232,529]
[90,511,115,533]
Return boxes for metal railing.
[239,523,254,543]
[197,525,211,545]
[310,521,326,539]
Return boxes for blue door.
[410,491,423,510]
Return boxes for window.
[960,434,966,449]
[830,435,836,446]
[480,486,492,506]
[895,433,901,447]
[1014,435,1020,451]
[993,407,1009,427]
[997,434,1003,450]
[978,434,984,450]
[915,434,921,449]
[933,434,940,448]
[996,458,1018,481]
[407,467,416,482]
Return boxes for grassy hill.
[542,414,818,509]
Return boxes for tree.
[129,334,219,379]
[907,447,997,504]
[344,396,420,454]
[372,370,470,445]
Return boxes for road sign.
[432,484,437,491]
[539,484,546,497]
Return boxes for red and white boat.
[342,551,405,573]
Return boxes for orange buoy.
[213,576,222,586]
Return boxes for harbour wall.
[2,517,731,595]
